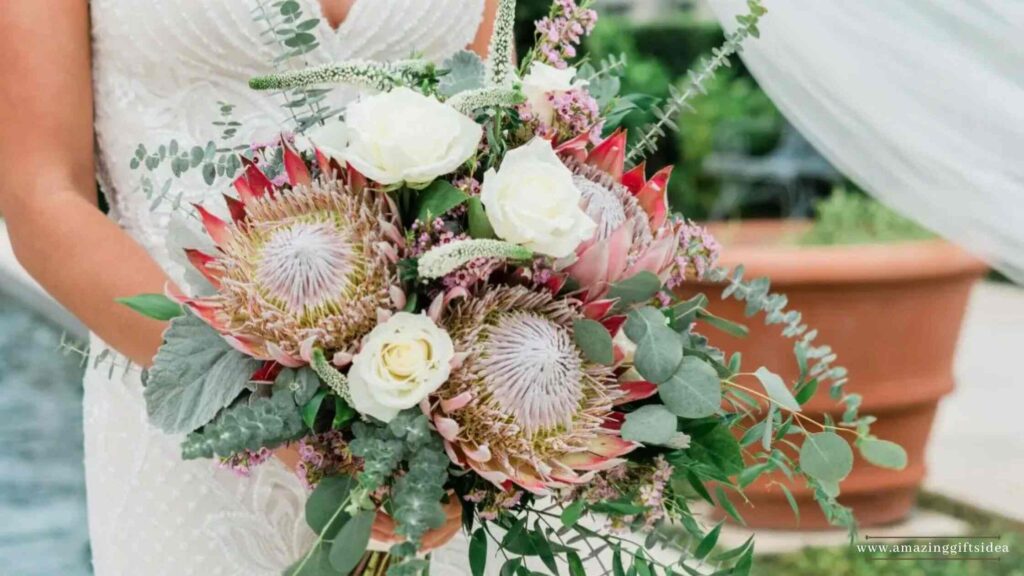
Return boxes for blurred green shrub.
[801,187,934,246]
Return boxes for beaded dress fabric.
[85,1,483,574]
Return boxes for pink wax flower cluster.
[535,0,599,69]
[668,219,722,288]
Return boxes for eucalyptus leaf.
[859,438,908,470]
[800,432,854,483]
[328,510,376,573]
[659,357,721,419]
[274,367,321,406]
[606,271,661,309]
[621,405,677,445]
[305,475,356,538]
[627,307,683,384]
[284,543,335,576]
[302,389,328,430]
[144,313,260,434]
[573,318,614,365]
[560,500,585,528]
[753,367,801,413]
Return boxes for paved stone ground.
[927,281,1024,522]
[0,293,92,575]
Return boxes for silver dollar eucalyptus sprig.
[627,0,768,164]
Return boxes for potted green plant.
[689,189,988,528]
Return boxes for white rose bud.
[521,62,587,125]
[348,312,455,423]
[343,87,482,188]
[481,138,597,258]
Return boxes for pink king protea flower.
[427,286,641,494]
[557,129,682,302]
[175,142,405,367]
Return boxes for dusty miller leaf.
[438,50,486,97]
[145,313,259,433]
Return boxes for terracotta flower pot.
[685,219,987,529]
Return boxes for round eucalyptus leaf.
[800,432,854,483]
[304,475,355,538]
[621,405,678,445]
[329,510,376,573]
[859,438,908,470]
[658,356,721,418]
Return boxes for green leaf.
[800,432,854,483]
[328,510,375,573]
[500,558,523,576]
[715,486,744,524]
[470,528,488,576]
[332,396,356,429]
[467,197,497,239]
[778,483,800,523]
[284,543,335,576]
[274,367,320,405]
[560,500,585,528]
[794,378,819,405]
[626,307,683,384]
[606,272,661,309]
[438,50,486,97]
[567,551,586,576]
[621,405,677,445]
[658,356,722,419]
[145,313,260,433]
[859,438,908,470]
[688,423,744,476]
[684,469,715,504]
[590,500,647,516]
[305,475,355,537]
[695,523,722,559]
[753,367,801,413]
[697,309,749,338]
[414,180,468,223]
[573,318,614,365]
[302,389,328,430]
[116,293,183,321]
[612,547,626,576]
[180,392,305,459]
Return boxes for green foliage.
[606,271,662,310]
[413,180,469,224]
[438,50,486,97]
[802,187,935,246]
[753,367,801,413]
[800,432,855,483]
[659,357,722,419]
[116,293,183,321]
[621,405,678,445]
[329,510,376,573]
[573,318,615,365]
[625,307,683,384]
[466,197,497,239]
[858,438,908,470]
[144,313,260,434]
[180,390,306,459]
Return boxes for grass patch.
[753,493,1024,575]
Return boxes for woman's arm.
[470,0,501,56]
[0,1,170,367]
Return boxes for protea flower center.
[431,286,634,493]
[183,176,401,366]
[255,221,358,313]
[478,312,584,434]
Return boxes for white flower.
[342,87,482,188]
[348,312,455,422]
[521,62,587,125]
[481,139,596,258]
[306,118,349,162]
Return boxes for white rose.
[348,312,455,423]
[522,62,586,125]
[481,139,597,258]
[306,118,349,162]
[343,87,482,188]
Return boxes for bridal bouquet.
[121,1,906,574]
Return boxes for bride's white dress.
[85,1,484,574]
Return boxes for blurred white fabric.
[708,0,1024,283]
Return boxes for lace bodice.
[85,2,483,574]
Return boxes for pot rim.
[699,219,989,285]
